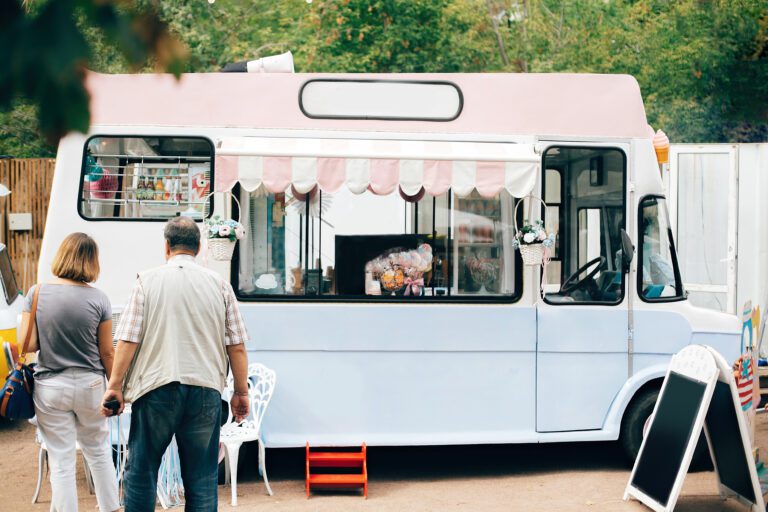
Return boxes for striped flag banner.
[737,355,755,411]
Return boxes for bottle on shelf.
[155,176,165,201]
[145,177,153,200]
[174,179,183,201]
[137,176,145,200]
[170,168,179,201]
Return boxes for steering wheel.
[560,256,606,294]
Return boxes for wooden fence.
[0,158,56,293]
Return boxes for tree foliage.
[1,0,766,157]
[0,0,187,155]
[506,0,768,142]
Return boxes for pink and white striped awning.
[214,137,539,198]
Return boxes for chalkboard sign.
[705,381,756,503]
[703,346,764,510]
[625,344,765,512]
[624,344,718,511]
[630,373,707,507]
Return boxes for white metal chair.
[220,363,277,505]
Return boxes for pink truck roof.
[86,72,650,139]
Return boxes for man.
[103,216,250,511]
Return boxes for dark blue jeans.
[123,383,221,512]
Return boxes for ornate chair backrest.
[247,363,277,432]
[223,363,277,429]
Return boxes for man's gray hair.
[164,216,200,254]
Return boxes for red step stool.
[305,443,368,498]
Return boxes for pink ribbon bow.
[404,277,424,296]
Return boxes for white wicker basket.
[519,243,545,266]
[513,196,551,266]
[208,238,236,261]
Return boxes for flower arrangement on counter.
[466,257,499,294]
[205,215,245,242]
[366,244,433,295]
[512,219,555,249]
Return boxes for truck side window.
[79,136,213,221]
[639,196,684,301]
[542,147,626,305]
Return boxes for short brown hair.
[51,233,100,283]
[164,216,200,254]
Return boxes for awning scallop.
[214,137,539,198]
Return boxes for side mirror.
[621,229,634,272]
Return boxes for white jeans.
[34,368,120,512]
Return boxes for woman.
[23,233,120,512]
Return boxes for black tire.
[620,387,712,470]
[620,388,658,465]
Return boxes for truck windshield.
[639,196,684,301]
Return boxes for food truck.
[39,71,742,461]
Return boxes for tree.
[295,0,499,72]
[0,0,187,151]
[503,0,768,142]
[1,0,766,156]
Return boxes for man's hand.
[230,394,249,422]
[101,388,125,417]
[226,343,250,422]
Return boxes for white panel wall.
[736,144,768,316]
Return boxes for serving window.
[235,187,522,301]
[79,136,213,220]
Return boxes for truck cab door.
[536,145,630,432]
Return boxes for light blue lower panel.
[536,352,627,432]
[251,350,537,447]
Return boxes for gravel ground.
[1,415,765,511]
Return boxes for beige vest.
[123,259,228,402]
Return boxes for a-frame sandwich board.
[624,344,766,511]
[703,346,765,511]
[624,344,720,511]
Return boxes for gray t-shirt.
[25,284,112,379]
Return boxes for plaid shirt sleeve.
[114,277,145,344]
[222,280,248,346]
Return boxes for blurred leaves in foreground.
[1,0,766,157]
[0,0,187,154]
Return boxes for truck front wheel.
[620,388,657,464]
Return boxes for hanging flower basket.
[203,192,244,262]
[207,237,237,261]
[513,196,555,266]
[519,243,546,266]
